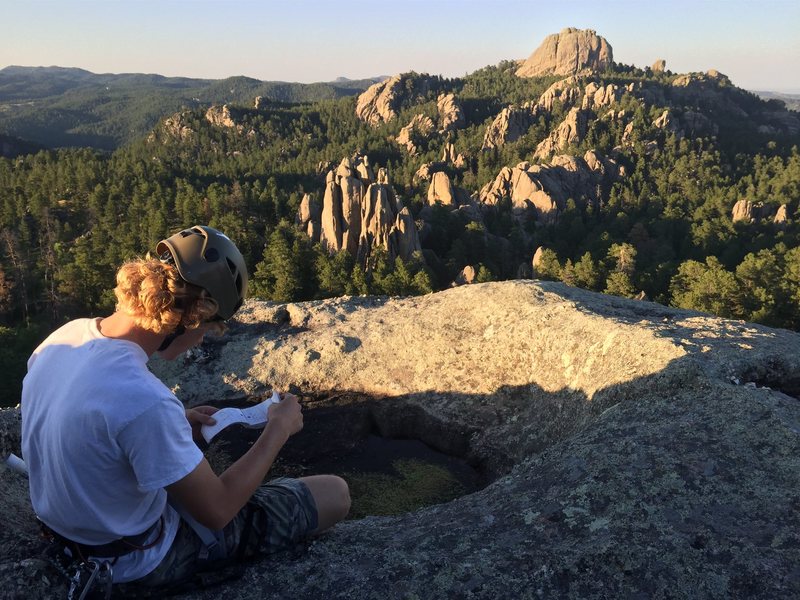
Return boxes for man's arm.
[166,394,302,530]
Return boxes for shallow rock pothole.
[204,392,489,519]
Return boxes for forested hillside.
[1,42,799,405]
[0,66,380,150]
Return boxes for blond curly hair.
[114,258,221,334]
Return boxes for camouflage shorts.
[116,477,318,594]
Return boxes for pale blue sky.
[2,0,799,91]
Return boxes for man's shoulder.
[37,317,95,346]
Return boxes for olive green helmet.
[156,225,248,320]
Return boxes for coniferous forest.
[1,59,799,405]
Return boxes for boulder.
[335,157,355,180]
[516,28,614,77]
[355,156,375,184]
[453,265,477,286]
[427,171,456,206]
[6,281,800,598]
[774,204,790,226]
[295,193,321,229]
[392,206,422,262]
[652,59,666,73]
[531,246,545,273]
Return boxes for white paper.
[201,390,281,443]
[4,453,28,476]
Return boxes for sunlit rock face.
[5,280,800,598]
[516,27,614,77]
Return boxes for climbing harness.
[66,559,113,600]
[40,517,163,599]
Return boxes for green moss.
[343,459,466,519]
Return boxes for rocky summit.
[3,281,800,598]
[516,27,614,77]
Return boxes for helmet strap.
[157,324,186,352]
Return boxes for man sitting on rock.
[21,225,350,594]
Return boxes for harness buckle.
[66,559,113,600]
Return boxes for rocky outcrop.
[669,71,747,121]
[307,155,422,264]
[441,142,466,169]
[759,110,800,136]
[436,93,465,132]
[533,107,588,161]
[732,199,780,224]
[581,81,621,110]
[339,176,366,255]
[395,114,435,155]
[414,163,435,182]
[516,28,613,77]
[653,109,678,133]
[732,199,756,223]
[531,246,545,275]
[427,171,456,206]
[453,265,476,286]
[161,112,195,140]
[355,75,403,126]
[295,193,322,243]
[482,104,538,150]
[774,204,790,226]
[320,177,345,253]
[480,151,621,223]
[6,281,800,599]
[682,110,718,136]
[652,59,666,73]
[205,105,242,129]
[355,74,431,127]
[672,70,732,89]
[393,206,422,261]
[536,76,581,112]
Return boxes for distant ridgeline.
[0,66,382,150]
[1,27,800,404]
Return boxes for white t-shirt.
[21,318,204,582]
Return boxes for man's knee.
[301,474,351,528]
[332,475,351,519]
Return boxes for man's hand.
[267,393,303,438]
[168,395,302,530]
[185,406,218,443]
